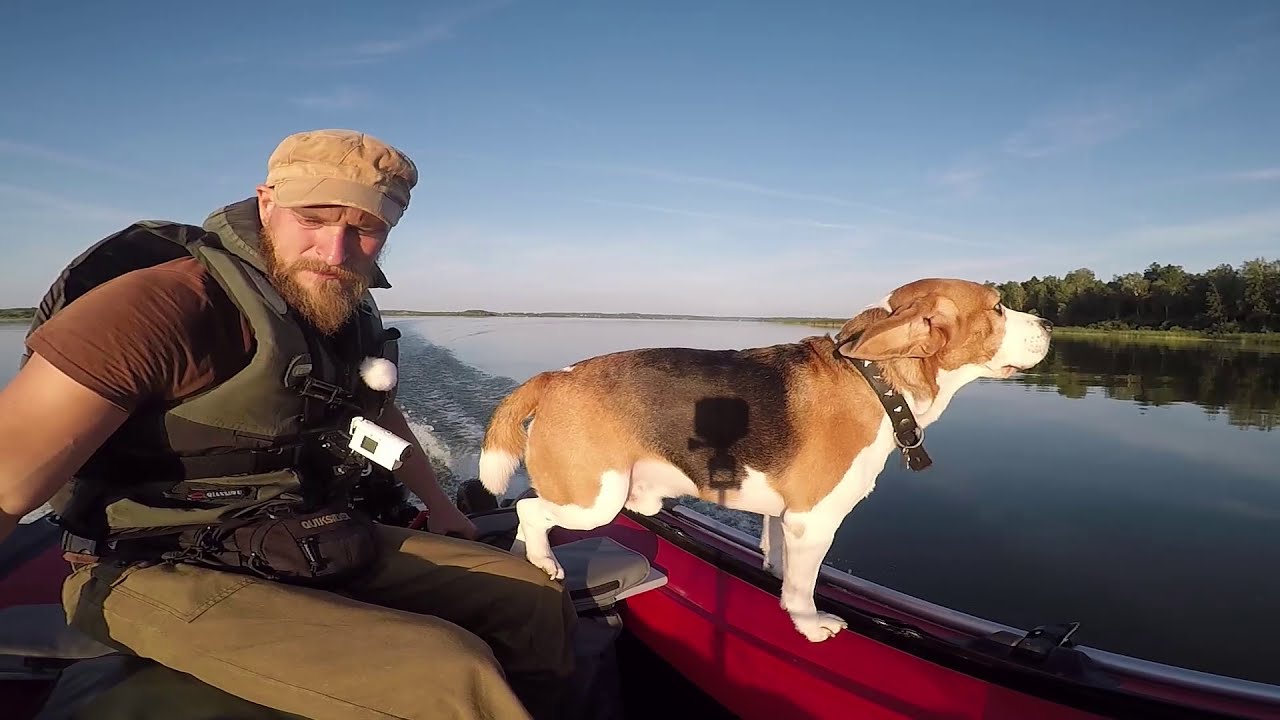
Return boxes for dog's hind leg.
[779,511,848,642]
[513,497,564,580]
[514,469,630,581]
[761,514,784,578]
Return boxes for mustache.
[284,259,365,284]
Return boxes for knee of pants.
[457,631,507,678]
[494,551,569,595]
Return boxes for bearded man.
[0,129,575,720]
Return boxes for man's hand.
[377,404,478,540]
[426,501,479,540]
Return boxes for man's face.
[256,186,389,335]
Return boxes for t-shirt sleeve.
[25,259,244,413]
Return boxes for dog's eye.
[993,303,1004,316]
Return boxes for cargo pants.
[60,523,577,720]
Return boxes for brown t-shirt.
[26,256,255,413]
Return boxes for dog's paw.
[527,551,564,581]
[791,611,847,642]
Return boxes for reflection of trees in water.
[1011,337,1279,431]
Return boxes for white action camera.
[349,416,412,471]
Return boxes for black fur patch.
[618,345,809,492]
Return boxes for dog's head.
[835,278,1052,382]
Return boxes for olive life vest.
[23,198,401,544]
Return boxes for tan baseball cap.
[264,129,418,227]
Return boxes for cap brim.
[271,177,404,227]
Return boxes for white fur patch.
[359,357,398,391]
[991,308,1052,371]
[865,293,893,312]
[723,466,786,516]
[478,450,519,496]
[626,458,698,514]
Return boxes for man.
[0,129,575,720]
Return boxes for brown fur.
[766,337,879,511]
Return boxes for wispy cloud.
[1002,33,1271,162]
[573,195,1002,249]
[1115,207,1280,252]
[577,196,884,235]
[290,87,373,111]
[930,165,987,198]
[549,160,908,218]
[1208,168,1280,183]
[294,0,510,68]
[0,183,146,225]
[1003,106,1140,159]
[0,139,140,180]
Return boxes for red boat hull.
[4,507,1279,720]
[552,509,1280,720]
[553,513,1104,720]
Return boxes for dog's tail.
[478,371,556,497]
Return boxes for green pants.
[61,523,577,720]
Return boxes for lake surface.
[2,317,1277,686]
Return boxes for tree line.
[989,258,1279,333]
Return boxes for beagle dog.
[479,278,1052,642]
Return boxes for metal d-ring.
[896,426,925,450]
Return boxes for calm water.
[2,318,1277,685]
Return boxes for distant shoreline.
[5,307,1274,344]
[383,310,1278,344]
[381,309,848,325]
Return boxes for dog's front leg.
[779,513,847,642]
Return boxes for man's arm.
[377,403,477,539]
[0,353,129,544]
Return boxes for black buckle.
[297,376,353,406]
[61,530,101,556]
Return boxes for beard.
[259,224,373,336]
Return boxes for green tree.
[987,257,1277,332]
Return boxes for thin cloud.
[1210,168,1280,183]
[549,160,908,218]
[290,87,372,111]
[577,196,871,234]
[574,196,1002,249]
[1003,106,1140,159]
[1115,207,1280,250]
[293,0,510,67]
[0,183,146,225]
[930,165,987,198]
[0,139,140,180]
[1003,34,1270,161]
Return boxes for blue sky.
[1,0,1277,316]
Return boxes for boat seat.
[469,505,669,612]
[0,536,664,665]
[553,535,668,613]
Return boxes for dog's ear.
[838,294,957,361]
